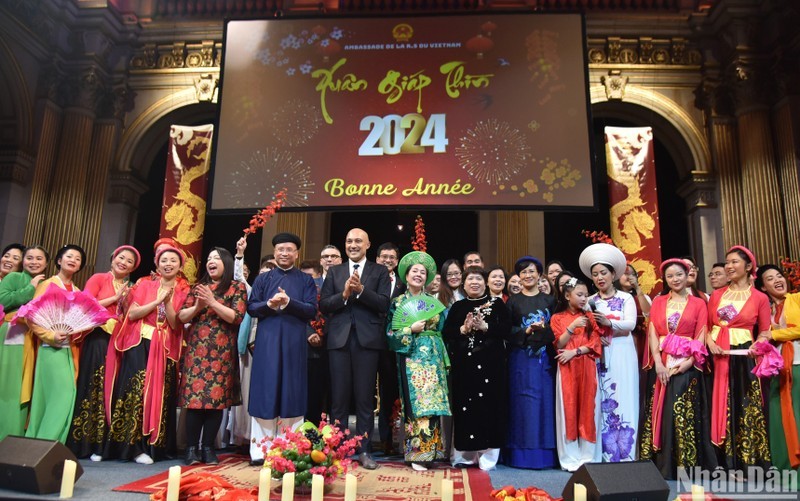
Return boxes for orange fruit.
[310,450,327,464]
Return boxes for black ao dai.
[443,295,511,451]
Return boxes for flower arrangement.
[581,229,614,244]
[781,257,800,291]
[411,215,427,252]
[243,189,287,236]
[262,415,363,488]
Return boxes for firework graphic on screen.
[455,119,531,185]
[221,148,315,208]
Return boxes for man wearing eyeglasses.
[319,245,342,282]
[708,262,728,290]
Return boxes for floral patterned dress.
[590,290,639,463]
[386,291,451,464]
[179,280,248,409]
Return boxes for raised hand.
[236,237,247,257]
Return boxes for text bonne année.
[324,177,475,197]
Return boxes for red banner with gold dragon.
[159,124,214,283]
[604,126,662,295]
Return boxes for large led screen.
[212,14,594,210]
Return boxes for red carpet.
[114,454,493,500]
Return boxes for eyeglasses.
[321,254,340,260]
[446,272,461,278]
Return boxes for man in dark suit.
[320,228,390,469]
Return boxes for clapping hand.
[268,286,290,310]
[157,286,173,304]
[193,284,215,308]
[461,312,475,334]
[343,270,363,299]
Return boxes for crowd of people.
[0,230,797,484]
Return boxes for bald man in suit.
[320,228,390,469]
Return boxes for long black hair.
[200,247,235,293]
[437,258,462,306]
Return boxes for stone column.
[96,171,149,271]
[773,95,800,259]
[40,105,95,266]
[709,116,746,250]
[734,70,787,264]
[24,101,63,246]
[79,118,121,279]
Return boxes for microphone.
[587,298,597,313]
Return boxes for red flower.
[192,366,201,375]
[221,351,231,361]
[244,190,287,235]
[215,333,229,347]
[411,215,427,252]
[211,360,222,372]
[200,360,210,368]
[195,345,209,358]
[210,386,225,400]
[204,372,214,381]
[192,379,205,393]
[582,229,614,244]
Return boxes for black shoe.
[201,446,219,465]
[357,452,378,470]
[185,446,201,466]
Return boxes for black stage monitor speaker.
[562,461,669,501]
[0,436,84,494]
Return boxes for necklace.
[722,286,751,303]
[599,288,616,300]
[111,272,126,291]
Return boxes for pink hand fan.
[13,282,112,335]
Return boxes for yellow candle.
[441,478,453,501]
[574,483,587,501]
[691,484,705,500]
[166,465,181,501]
[281,472,295,501]
[259,468,272,501]
[344,473,357,501]
[59,459,77,499]
[311,474,324,501]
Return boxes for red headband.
[728,245,757,278]
[153,237,178,253]
[112,245,141,270]
[659,258,692,275]
[155,246,185,267]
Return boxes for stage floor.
[0,454,691,501]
